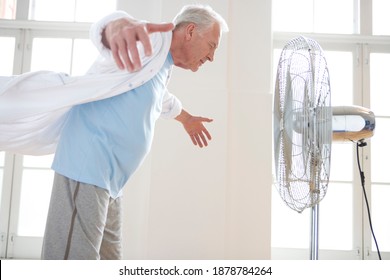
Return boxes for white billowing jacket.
[0,11,182,155]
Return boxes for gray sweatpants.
[42,173,123,260]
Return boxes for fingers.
[135,22,174,58]
[190,127,212,148]
[203,128,212,142]
[135,28,152,56]
[191,134,206,148]
[111,22,174,72]
[190,135,198,146]
[185,117,213,148]
[198,117,213,123]
[142,23,173,56]
[126,34,142,71]
[121,25,147,71]
[110,42,125,70]
[197,133,207,148]
[109,32,138,71]
[197,119,212,147]
[146,22,175,34]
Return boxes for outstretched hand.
[103,18,174,72]
[175,110,213,148]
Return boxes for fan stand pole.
[310,203,319,260]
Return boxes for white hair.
[173,4,229,33]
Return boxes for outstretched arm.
[175,110,213,148]
[102,17,174,72]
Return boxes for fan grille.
[274,37,332,213]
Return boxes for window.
[0,0,116,259]
[29,0,116,22]
[272,0,356,34]
[17,155,54,237]
[272,0,390,260]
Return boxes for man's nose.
[207,50,215,62]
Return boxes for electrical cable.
[356,140,382,260]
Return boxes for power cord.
[356,140,382,260]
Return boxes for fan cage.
[274,36,332,213]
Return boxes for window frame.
[271,0,390,260]
[0,5,99,260]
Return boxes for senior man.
[37,4,228,259]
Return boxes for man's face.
[176,23,221,72]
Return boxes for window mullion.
[15,0,30,20]
[360,0,373,35]
[5,155,24,259]
[12,29,25,75]
[353,0,360,34]
[0,153,16,258]
[20,29,32,73]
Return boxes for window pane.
[371,118,390,183]
[273,0,313,33]
[0,0,16,19]
[29,0,116,22]
[31,38,72,73]
[17,169,54,236]
[319,183,353,250]
[0,37,16,75]
[325,51,353,106]
[31,38,99,74]
[75,0,116,22]
[314,0,354,34]
[71,39,98,75]
[271,187,311,249]
[23,155,54,168]
[373,0,390,35]
[370,53,390,116]
[371,184,390,251]
[329,143,353,181]
[29,0,76,21]
[273,0,355,34]
[17,156,54,236]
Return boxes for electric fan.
[273,36,375,260]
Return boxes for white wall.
[118,0,273,259]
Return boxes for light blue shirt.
[52,53,174,198]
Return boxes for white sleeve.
[160,89,183,119]
[89,11,133,58]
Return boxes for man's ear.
[185,23,196,40]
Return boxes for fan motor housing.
[332,105,375,142]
